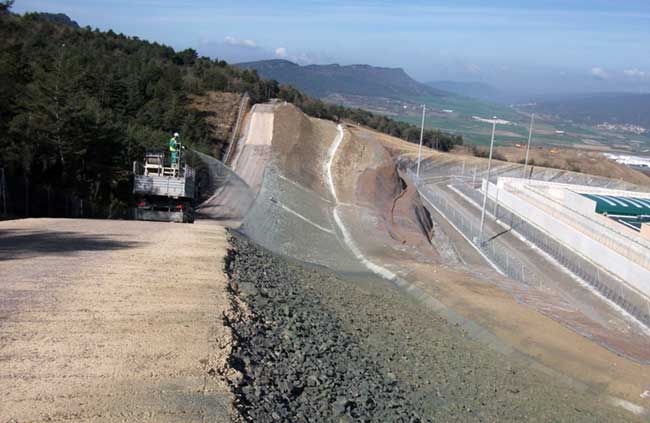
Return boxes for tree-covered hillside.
[0,3,461,218]
[0,5,278,217]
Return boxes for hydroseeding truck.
[132,143,195,223]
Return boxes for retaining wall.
[482,180,650,327]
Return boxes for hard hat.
[173,132,180,137]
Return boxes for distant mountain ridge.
[236,59,448,99]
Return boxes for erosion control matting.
[223,231,641,422]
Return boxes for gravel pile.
[224,232,425,422]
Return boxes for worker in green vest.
[169,132,179,166]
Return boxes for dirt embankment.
[261,104,435,257]
[271,103,337,197]
[229,103,275,195]
[342,126,435,250]
[331,125,435,254]
[271,104,431,236]
[453,145,650,186]
[224,232,641,422]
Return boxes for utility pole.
[416,104,426,179]
[523,113,535,179]
[479,117,497,246]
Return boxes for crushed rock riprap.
[222,231,642,423]
[223,231,426,423]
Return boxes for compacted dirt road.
[0,218,233,422]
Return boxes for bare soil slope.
[237,103,650,418]
[230,103,275,194]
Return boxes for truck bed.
[133,174,194,198]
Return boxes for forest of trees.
[0,5,278,217]
[0,2,461,218]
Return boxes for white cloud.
[590,67,609,80]
[273,48,318,65]
[466,63,481,74]
[624,68,647,78]
[224,36,258,49]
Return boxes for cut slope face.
[236,102,650,415]
[240,104,361,272]
[231,103,275,194]
[240,103,436,272]
[271,104,337,197]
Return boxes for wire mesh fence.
[408,165,650,328]
[186,150,256,220]
[413,173,542,288]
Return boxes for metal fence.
[413,172,542,287]
[408,165,650,328]
[457,181,650,327]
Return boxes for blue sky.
[14,0,650,96]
